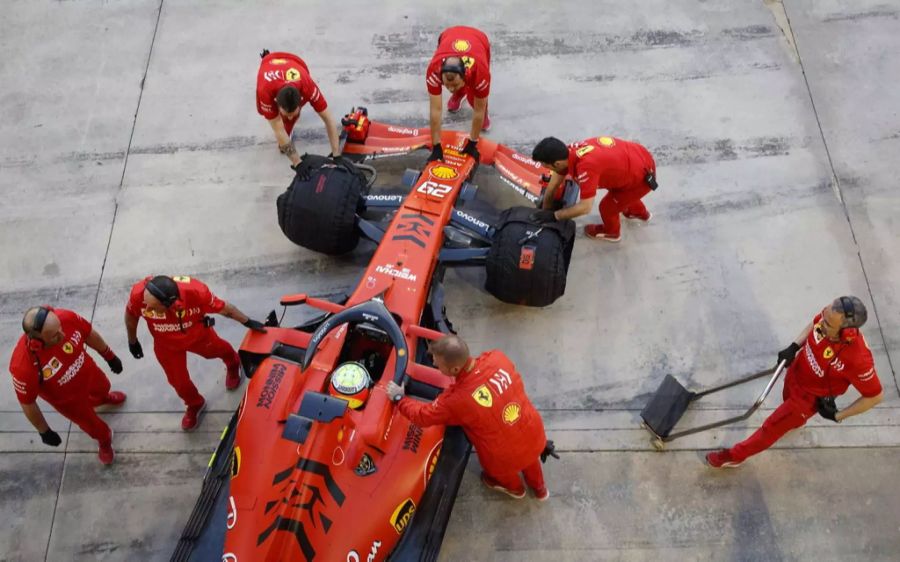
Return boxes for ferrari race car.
[172,108,576,562]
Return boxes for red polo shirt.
[126,276,226,349]
[568,136,656,199]
[256,52,327,120]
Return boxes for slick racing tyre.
[277,155,367,255]
[485,206,575,307]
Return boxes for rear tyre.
[277,156,367,255]
[485,207,575,307]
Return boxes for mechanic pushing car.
[706,296,884,468]
[256,49,342,178]
[387,335,555,500]
[9,306,126,465]
[531,135,657,242]
[425,26,492,164]
[124,275,266,430]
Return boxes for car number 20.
[416,181,453,198]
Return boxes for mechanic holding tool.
[425,26,492,164]
[530,135,657,242]
[124,275,266,431]
[387,335,557,500]
[9,306,126,465]
[706,296,884,468]
[256,49,342,178]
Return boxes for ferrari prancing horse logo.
[285,67,301,81]
[472,385,493,408]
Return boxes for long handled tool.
[639,360,787,450]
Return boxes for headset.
[837,295,866,342]
[145,276,183,309]
[23,305,53,351]
[440,57,466,77]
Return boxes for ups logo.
[390,498,416,534]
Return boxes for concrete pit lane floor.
[2,1,899,560]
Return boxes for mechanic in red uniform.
[707,296,884,468]
[387,335,555,500]
[425,27,492,164]
[531,135,657,242]
[124,275,266,430]
[256,49,342,178]
[9,306,126,465]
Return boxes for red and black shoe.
[98,430,115,466]
[532,486,550,501]
[481,472,525,499]
[705,449,744,469]
[182,399,207,432]
[225,366,243,391]
[623,210,652,224]
[102,391,127,407]
[584,224,622,242]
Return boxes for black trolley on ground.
[639,360,787,450]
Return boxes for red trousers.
[599,183,652,237]
[728,372,816,462]
[52,365,113,444]
[153,328,240,408]
[486,458,546,494]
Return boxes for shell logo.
[502,403,521,425]
[42,368,54,380]
[430,165,458,180]
[271,58,288,65]
[452,39,471,52]
[598,136,616,147]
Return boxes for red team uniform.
[728,313,882,462]
[398,350,547,494]
[126,276,240,408]
[9,309,114,444]
[426,26,491,112]
[568,136,656,237]
[256,52,328,135]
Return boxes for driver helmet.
[329,362,372,409]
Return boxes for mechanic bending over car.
[707,296,884,468]
[425,26,492,164]
[9,306,127,465]
[256,49,342,179]
[387,335,558,500]
[124,275,267,431]
[531,135,658,242]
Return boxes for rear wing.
[340,107,547,203]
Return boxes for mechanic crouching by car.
[425,26,492,164]
[387,335,556,500]
[9,306,126,465]
[124,275,266,430]
[531,135,658,242]
[256,49,342,178]
[706,296,884,468]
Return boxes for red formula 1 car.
[172,108,576,562]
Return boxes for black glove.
[462,138,480,161]
[540,440,560,463]
[242,319,268,333]
[129,340,144,359]
[426,144,443,163]
[530,209,558,224]
[292,157,314,181]
[777,342,800,367]
[105,355,123,374]
[329,153,350,168]
[259,49,270,59]
[40,429,62,447]
[816,396,840,422]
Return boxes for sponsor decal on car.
[256,363,286,409]
[390,498,416,534]
[424,440,442,486]
[403,424,423,453]
[366,194,404,203]
[226,496,237,530]
[375,264,417,282]
[231,446,241,478]
[347,541,382,562]
[472,384,493,407]
[454,209,491,230]
[511,152,543,169]
[430,165,458,180]
[387,126,419,136]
